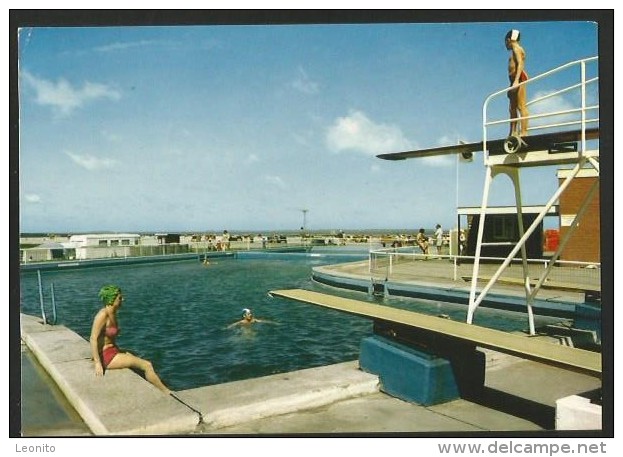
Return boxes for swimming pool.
[20,252,564,391]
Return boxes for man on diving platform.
[506,29,529,137]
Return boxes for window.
[491,215,517,241]
[98,240,108,247]
[121,239,130,246]
[111,239,120,246]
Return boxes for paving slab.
[176,360,380,431]
[205,393,484,434]
[203,392,544,435]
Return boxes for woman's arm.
[511,43,526,87]
[90,310,106,376]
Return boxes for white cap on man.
[505,29,521,42]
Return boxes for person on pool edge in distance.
[505,29,529,137]
[90,285,171,394]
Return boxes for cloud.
[101,130,122,142]
[245,153,260,164]
[264,175,286,189]
[291,67,319,95]
[528,90,582,128]
[21,71,121,117]
[420,155,455,168]
[24,194,41,203]
[94,40,160,53]
[326,110,413,156]
[65,151,118,171]
[292,132,313,147]
[418,135,463,167]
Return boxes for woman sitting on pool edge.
[227,308,275,328]
[90,285,171,395]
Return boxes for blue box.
[359,335,484,405]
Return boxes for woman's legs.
[106,352,171,394]
[517,85,529,136]
[509,86,529,136]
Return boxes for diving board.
[269,289,601,378]
[376,127,599,162]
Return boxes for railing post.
[50,283,57,325]
[37,270,47,325]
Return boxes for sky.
[15,14,603,234]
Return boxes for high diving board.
[269,289,601,378]
[376,127,599,163]
[373,57,600,343]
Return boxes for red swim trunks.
[102,346,120,367]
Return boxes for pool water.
[20,254,563,391]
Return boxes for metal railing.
[369,248,600,293]
[482,55,599,161]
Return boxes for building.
[69,233,141,260]
[457,206,559,260]
[22,241,71,262]
[557,168,600,263]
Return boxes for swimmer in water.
[227,308,274,328]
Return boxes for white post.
[37,270,47,325]
[467,165,495,324]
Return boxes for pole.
[50,283,57,325]
[37,270,47,325]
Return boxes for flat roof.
[557,167,599,178]
[457,205,559,216]
[69,233,140,238]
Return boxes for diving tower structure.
[377,56,600,335]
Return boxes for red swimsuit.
[101,326,119,367]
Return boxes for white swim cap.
[505,29,520,41]
[242,308,252,316]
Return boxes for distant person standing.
[434,224,443,257]
[459,230,467,255]
[222,230,230,250]
[505,29,529,136]
[416,228,428,256]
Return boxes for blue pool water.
[20,252,563,391]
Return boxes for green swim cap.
[98,285,121,306]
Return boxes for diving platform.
[376,56,600,336]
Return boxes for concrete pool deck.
[313,258,599,318]
[18,257,604,436]
[20,315,602,436]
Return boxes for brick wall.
[558,175,600,263]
